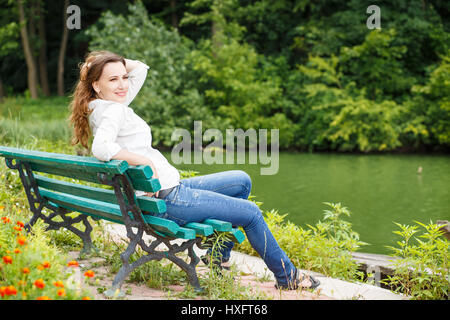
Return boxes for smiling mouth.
[115,92,127,97]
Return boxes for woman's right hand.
[144,174,160,198]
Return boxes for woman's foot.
[201,254,231,271]
[275,269,321,290]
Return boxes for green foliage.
[339,29,415,102]
[2,0,449,152]
[287,54,404,152]
[382,221,449,300]
[0,21,18,57]
[187,35,294,148]
[324,98,403,152]
[407,51,450,147]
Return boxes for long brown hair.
[68,51,126,149]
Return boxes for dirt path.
[65,250,333,300]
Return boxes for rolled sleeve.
[125,61,150,106]
[91,104,125,162]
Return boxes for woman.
[68,50,320,291]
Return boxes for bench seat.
[0,146,246,296]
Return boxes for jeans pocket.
[165,185,180,202]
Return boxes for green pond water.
[163,151,450,255]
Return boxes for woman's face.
[92,61,129,103]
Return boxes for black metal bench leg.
[8,158,97,257]
[167,251,203,293]
[105,232,204,298]
[105,174,205,297]
[104,227,143,298]
[44,207,98,257]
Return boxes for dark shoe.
[201,255,231,271]
[275,269,321,290]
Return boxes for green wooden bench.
[0,146,245,297]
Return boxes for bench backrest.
[0,146,245,243]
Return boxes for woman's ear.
[92,81,100,94]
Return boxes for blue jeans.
[158,170,296,286]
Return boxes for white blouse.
[88,60,180,191]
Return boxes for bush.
[286,55,404,152]
[382,221,449,300]
[0,210,92,300]
[406,50,450,148]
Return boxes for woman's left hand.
[145,191,160,198]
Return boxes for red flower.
[53,281,64,288]
[36,296,51,300]
[5,285,17,296]
[84,270,95,278]
[34,279,45,289]
[57,288,65,297]
[2,255,12,264]
[16,221,25,227]
[42,261,51,269]
[67,260,79,267]
[17,236,26,246]
[22,267,30,274]
[0,286,6,297]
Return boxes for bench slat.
[38,188,179,235]
[174,227,196,239]
[141,215,184,237]
[183,222,214,236]
[126,165,153,180]
[30,162,108,185]
[0,147,159,191]
[129,178,161,193]
[35,175,166,214]
[203,219,232,232]
[230,228,246,244]
[0,146,128,175]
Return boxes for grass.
[0,96,70,121]
[0,96,72,146]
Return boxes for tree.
[180,0,244,56]
[57,0,69,96]
[17,0,39,98]
[36,0,50,96]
